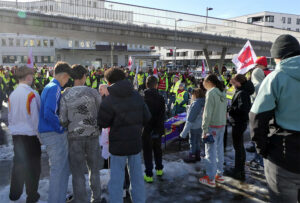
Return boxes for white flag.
[232,41,257,75]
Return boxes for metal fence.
[0,0,299,42]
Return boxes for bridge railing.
[0,0,299,43]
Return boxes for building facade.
[230,11,300,32]
[0,33,154,67]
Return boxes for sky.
[108,0,300,19]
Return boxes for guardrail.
[0,0,299,42]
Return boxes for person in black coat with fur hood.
[226,74,254,180]
[142,76,166,183]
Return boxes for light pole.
[174,19,183,70]
[206,7,213,30]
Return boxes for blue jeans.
[109,153,145,203]
[39,132,70,203]
[204,126,225,180]
[189,128,204,155]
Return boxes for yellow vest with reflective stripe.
[86,76,91,87]
[175,91,187,107]
[170,80,181,94]
[92,75,98,89]
[226,86,235,100]
[138,74,144,86]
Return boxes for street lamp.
[174,18,183,70]
[206,7,213,30]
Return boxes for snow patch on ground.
[0,145,13,160]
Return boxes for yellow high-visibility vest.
[92,75,98,89]
[226,86,235,100]
[138,74,144,86]
[175,91,187,107]
[170,80,181,94]
[86,76,91,87]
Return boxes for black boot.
[225,168,245,181]
[196,150,202,162]
[183,153,197,163]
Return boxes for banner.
[202,59,206,78]
[27,48,34,69]
[128,56,133,71]
[153,61,158,78]
[232,41,257,75]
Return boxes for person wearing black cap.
[250,34,300,202]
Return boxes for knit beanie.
[255,56,268,67]
[271,34,300,59]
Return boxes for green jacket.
[202,87,227,134]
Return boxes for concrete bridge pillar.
[203,48,212,72]
[218,47,227,74]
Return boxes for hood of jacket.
[278,55,300,81]
[108,79,134,98]
[238,80,255,95]
[213,87,227,102]
[251,68,265,86]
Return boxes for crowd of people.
[2,34,300,203]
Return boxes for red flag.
[153,61,158,78]
[128,56,133,71]
[27,48,34,68]
[232,41,257,74]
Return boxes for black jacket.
[98,80,151,156]
[229,80,254,124]
[143,88,165,136]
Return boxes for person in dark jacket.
[250,34,300,202]
[142,76,165,183]
[226,74,254,180]
[98,68,151,203]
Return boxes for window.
[8,38,14,46]
[41,56,50,63]
[1,39,6,46]
[75,40,79,48]
[86,41,91,48]
[3,56,17,63]
[21,56,28,63]
[68,40,73,48]
[43,39,48,47]
[50,56,54,63]
[93,2,97,8]
[80,41,85,48]
[194,51,203,56]
[34,56,38,63]
[287,28,291,30]
[50,5,53,11]
[282,17,286,23]
[50,40,54,47]
[297,28,300,32]
[37,39,41,47]
[30,39,35,47]
[297,18,300,25]
[265,15,274,23]
[24,39,28,46]
[288,17,291,24]
[166,52,173,57]
[16,39,20,46]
